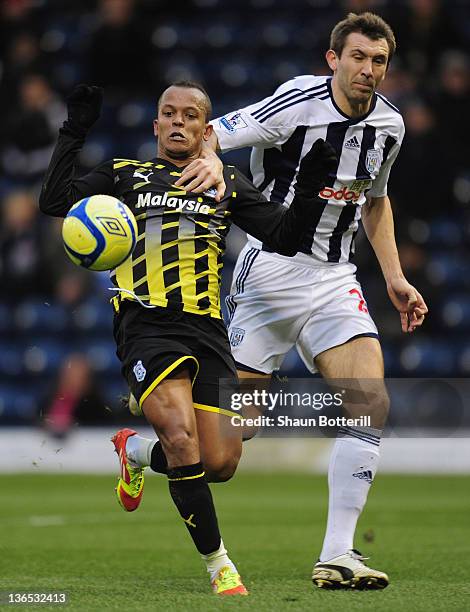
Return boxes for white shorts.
[226,245,379,374]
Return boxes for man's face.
[153,86,212,161]
[327,32,389,106]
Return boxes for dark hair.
[330,12,396,65]
[157,80,212,121]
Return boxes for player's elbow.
[38,192,56,216]
[38,194,67,218]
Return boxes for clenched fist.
[66,84,104,131]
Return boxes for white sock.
[125,434,157,468]
[201,539,236,581]
[319,426,381,562]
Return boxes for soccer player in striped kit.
[178,12,428,589]
[40,81,335,595]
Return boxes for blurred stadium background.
[1,0,470,467]
[1,2,470,610]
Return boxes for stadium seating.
[0,298,120,422]
[2,0,470,425]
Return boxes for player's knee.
[381,391,390,419]
[205,454,240,483]
[373,389,390,417]
[159,428,198,459]
[365,387,390,427]
[344,384,390,428]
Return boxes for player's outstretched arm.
[174,132,226,201]
[363,195,428,332]
[293,138,337,203]
[176,78,305,201]
[39,84,112,218]
[231,139,336,255]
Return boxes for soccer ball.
[62,195,137,271]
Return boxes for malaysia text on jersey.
[39,125,333,318]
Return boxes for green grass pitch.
[1,472,469,611]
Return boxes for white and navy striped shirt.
[213,75,404,264]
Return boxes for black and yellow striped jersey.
[40,126,318,318]
[110,158,230,317]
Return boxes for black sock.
[150,441,168,474]
[167,462,221,555]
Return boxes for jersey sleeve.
[39,125,114,217]
[368,141,401,198]
[369,118,405,199]
[229,168,312,256]
[212,79,304,152]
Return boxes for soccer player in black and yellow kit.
[39,82,336,595]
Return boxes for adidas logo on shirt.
[344,136,360,149]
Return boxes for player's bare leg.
[130,369,265,474]
[126,396,244,483]
[235,370,271,440]
[195,409,242,482]
[314,336,388,427]
[112,371,199,511]
[136,370,247,594]
[141,371,200,467]
[312,336,389,589]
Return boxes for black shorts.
[113,300,239,417]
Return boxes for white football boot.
[312,549,389,590]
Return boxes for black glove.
[295,139,337,196]
[65,84,103,132]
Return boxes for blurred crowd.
[1,0,470,428]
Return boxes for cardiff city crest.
[133,360,146,382]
